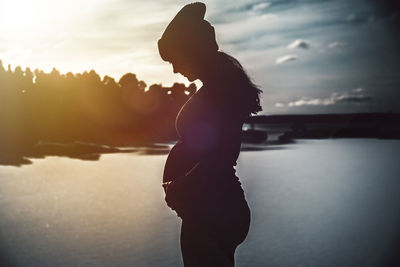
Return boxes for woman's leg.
[179,177,251,267]
[180,218,236,267]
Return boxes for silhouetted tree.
[0,59,197,153]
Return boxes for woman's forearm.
[163,141,199,183]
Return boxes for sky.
[0,0,399,114]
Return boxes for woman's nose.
[172,64,178,74]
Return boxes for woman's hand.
[162,181,172,194]
[162,180,185,218]
[163,180,181,209]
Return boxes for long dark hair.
[213,51,263,119]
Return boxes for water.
[0,139,399,266]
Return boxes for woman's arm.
[163,86,242,183]
[162,141,199,183]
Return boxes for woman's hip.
[184,197,251,246]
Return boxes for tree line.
[0,60,197,154]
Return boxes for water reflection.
[0,141,161,167]
[0,139,294,167]
[0,139,399,266]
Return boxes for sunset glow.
[0,0,399,114]
[0,1,39,31]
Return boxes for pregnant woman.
[158,3,262,266]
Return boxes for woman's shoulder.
[179,83,245,122]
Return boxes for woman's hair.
[157,2,263,118]
[215,51,263,118]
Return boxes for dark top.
[163,83,244,185]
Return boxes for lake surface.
[0,139,399,266]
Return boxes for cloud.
[344,12,372,24]
[368,15,376,23]
[328,42,347,48]
[287,39,310,49]
[346,13,356,22]
[275,102,285,108]
[352,87,364,93]
[1,0,399,115]
[275,54,298,64]
[252,2,271,11]
[288,88,372,107]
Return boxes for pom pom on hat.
[158,2,218,62]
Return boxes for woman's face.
[170,53,202,82]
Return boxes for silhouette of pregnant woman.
[158,3,262,266]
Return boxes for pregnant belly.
[163,141,198,182]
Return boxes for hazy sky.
[0,0,399,114]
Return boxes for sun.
[0,0,42,32]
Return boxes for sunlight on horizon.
[1,0,399,113]
[0,1,39,31]
[0,0,98,72]
[0,0,193,87]
[0,0,103,34]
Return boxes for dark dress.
[163,83,251,267]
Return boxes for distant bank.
[245,113,400,141]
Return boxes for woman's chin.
[184,75,197,82]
